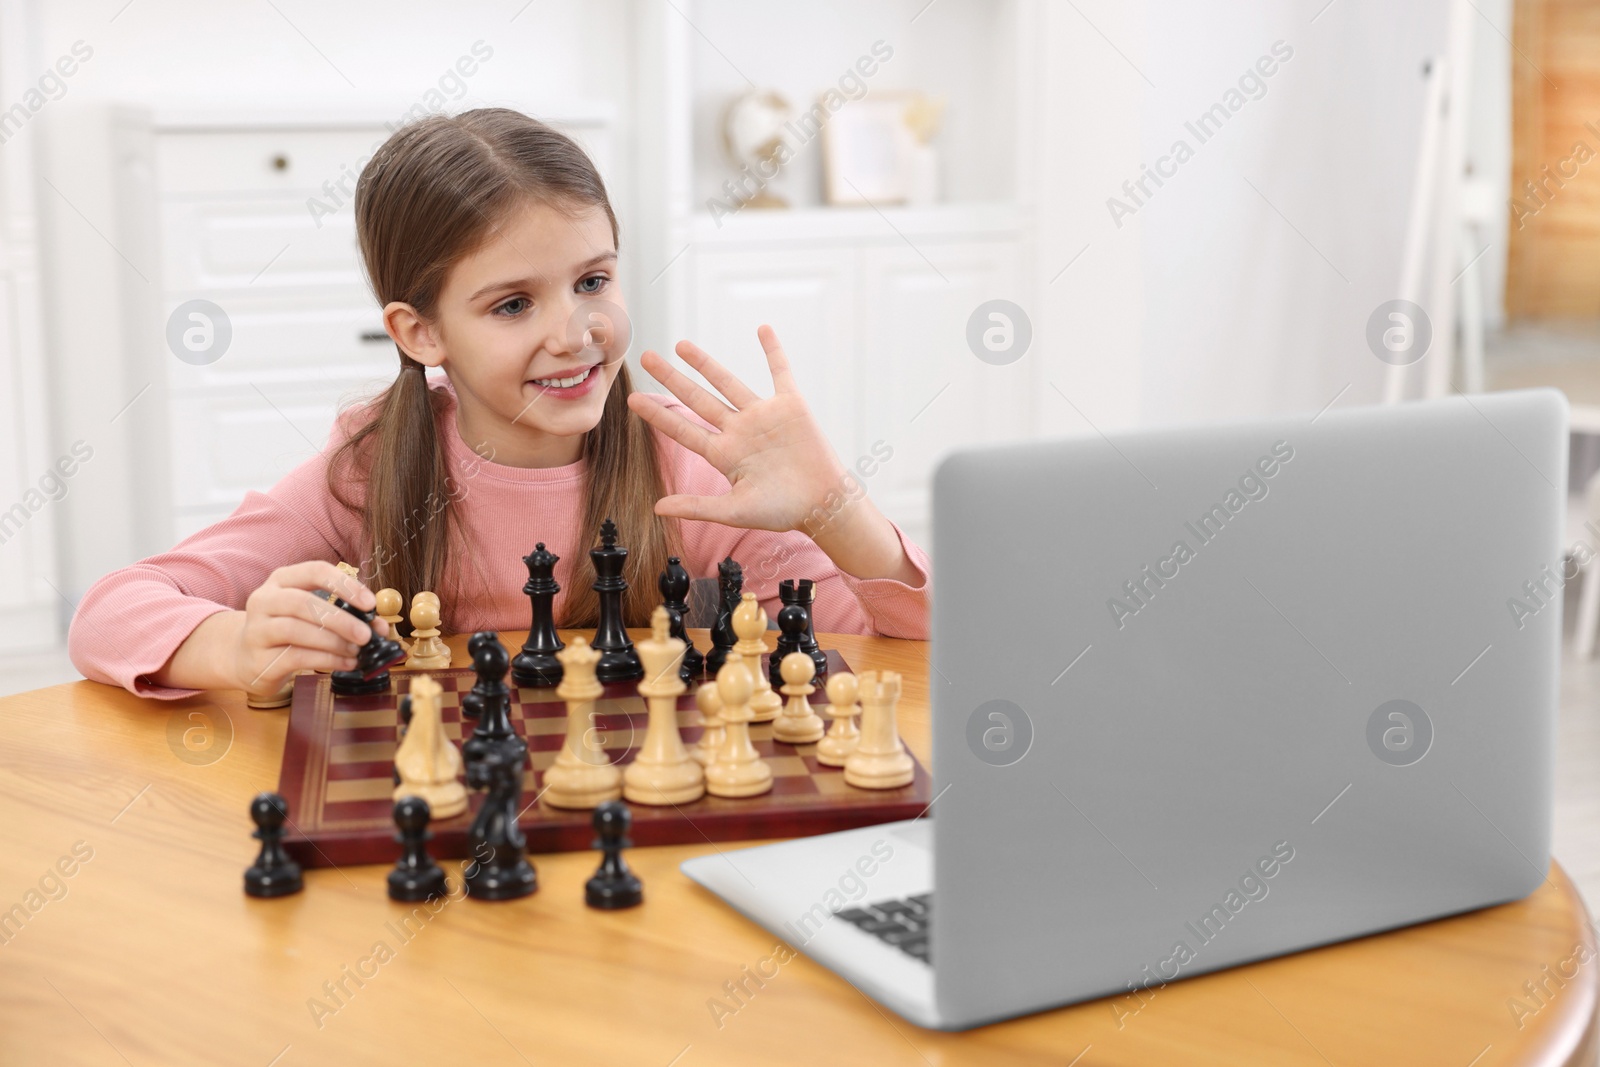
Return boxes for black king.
[589,518,644,683]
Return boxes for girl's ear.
[383,301,446,369]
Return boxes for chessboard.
[276,650,931,868]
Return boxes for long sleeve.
[67,448,357,699]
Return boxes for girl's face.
[395,198,627,463]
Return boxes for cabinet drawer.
[161,196,365,292]
[156,126,388,197]
[162,289,398,388]
[166,383,382,511]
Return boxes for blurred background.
[0,0,1563,691]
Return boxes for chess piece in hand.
[229,562,391,696]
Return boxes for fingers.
[653,492,740,525]
[674,339,760,409]
[260,615,363,660]
[257,584,374,646]
[756,325,798,394]
[627,392,722,466]
[238,560,381,692]
[639,350,735,429]
[270,561,375,611]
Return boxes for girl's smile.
[527,359,603,399]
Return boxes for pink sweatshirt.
[68,384,931,699]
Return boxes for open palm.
[627,325,848,534]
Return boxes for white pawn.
[731,592,782,723]
[816,672,861,768]
[772,652,825,744]
[393,674,468,818]
[405,596,450,669]
[844,670,914,790]
[623,607,706,805]
[541,637,623,809]
[704,652,773,798]
[375,587,409,654]
[693,682,725,767]
[245,679,294,709]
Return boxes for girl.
[68,108,929,700]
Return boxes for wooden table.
[2,630,1595,1066]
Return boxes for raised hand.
[627,325,851,534]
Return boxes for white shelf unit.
[633,0,1042,549]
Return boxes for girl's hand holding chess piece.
[152,561,390,695]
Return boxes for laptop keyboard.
[836,893,932,964]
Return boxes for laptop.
[681,388,1567,1031]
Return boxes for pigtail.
[328,355,456,618]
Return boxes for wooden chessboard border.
[278,650,932,868]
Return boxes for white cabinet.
[688,246,860,461]
[685,219,1031,547]
[153,123,396,536]
[858,239,1031,535]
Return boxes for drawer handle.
[360,330,390,343]
[271,153,290,171]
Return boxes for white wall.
[1031,0,1147,435]
[1137,0,1454,424]
[31,0,641,299]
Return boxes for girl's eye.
[494,297,530,317]
[577,274,608,295]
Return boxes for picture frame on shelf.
[820,93,922,207]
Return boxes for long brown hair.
[331,108,679,629]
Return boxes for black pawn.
[780,578,828,678]
[388,796,448,902]
[244,792,303,898]
[585,800,642,909]
[329,595,405,696]
[770,602,810,688]
[590,518,644,683]
[512,543,565,687]
[705,556,743,677]
[461,631,498,720]
[463,633,517,768]
[659,556,703,682]
[464,742,537,901]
